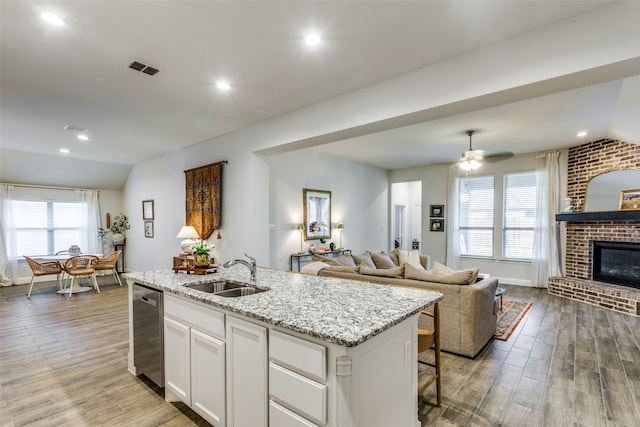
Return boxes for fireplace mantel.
[556,210,640,222]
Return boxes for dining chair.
[61,255,100,297]
[95,250,122,286]
[24,256,63,298]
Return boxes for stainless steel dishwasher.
[133,283,164,387]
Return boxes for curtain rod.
[1,183,100,192]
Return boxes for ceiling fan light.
[469,159,482,169]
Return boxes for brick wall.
[567,139,640,211]
[549,139,640,316]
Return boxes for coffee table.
[495,287,506,310]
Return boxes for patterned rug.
[494,300,533,341]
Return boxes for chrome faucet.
[223,253,257,284]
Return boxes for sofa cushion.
[313,254,341,266]
[333,254,357,267]
[370,251,396,269]
[432,261,480,284]
[405,263,479,285]
[321,265,361,274]
[360,265,404,278]
[397,249,424,270]
[352,252,376,269]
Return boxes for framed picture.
[618,189,640,211]
[430,218,444,232]
[430,204,444,218]
[144,221,154,238]
[303,188,331,241]
[142,199,154,220]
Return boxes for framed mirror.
[303,188,331,240]
[585,169,640,211]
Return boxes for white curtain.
[531,151,562,287]
[0,184,17,285]
[445,163,460,269]
[75,189,101,255]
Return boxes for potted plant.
[98,213,131,244]
[192,240,215,267]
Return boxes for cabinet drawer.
[270,363,326,425]
[270,400,319,427]
[270,330,326,381]
[164,293,224,338]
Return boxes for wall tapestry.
[185,161,226,240]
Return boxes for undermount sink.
[185,281,268,297]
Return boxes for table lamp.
[337,223,344,250]
[296,223,305,254]
[176,225,199,254]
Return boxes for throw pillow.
[352,251,376,269]
[405,263,479,285]
[333,253,357,267]
[314,254,341,266]
[433,261,480,284]
[397,249,424,270]
[370,251,396,269]
[388,249,401,266]
[360,265,404,278]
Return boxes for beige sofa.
[307,252,498,358]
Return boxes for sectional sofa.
[302,250,499,358]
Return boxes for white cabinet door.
[226,316,268,427]
[164,317,190,404]
[191,328,226,427]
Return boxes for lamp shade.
[176,226,199,254]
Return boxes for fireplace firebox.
[592,241,640,290]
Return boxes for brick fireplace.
[548,139,640,316]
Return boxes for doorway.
[391,181,422,252]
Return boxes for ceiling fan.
[458,130,514,170]
[458,130,483,171]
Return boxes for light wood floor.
[1,281,638,426]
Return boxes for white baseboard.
[494,276,534,287]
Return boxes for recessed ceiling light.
[41,13,66,27]
[216,81,231,91]
[577,131,588,137]
[59,148,69,154]
[305,34,321,46]
[77,134,89,141]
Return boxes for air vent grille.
[128,61,160,76]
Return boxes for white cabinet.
[269,330,327,426]
[226,315,268,427]
[191,329,226,427]
[164,294,226,427]
[164,317,190,404]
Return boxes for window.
[459,175,494,257]
[503,171,536,260]
[10,200,83,256]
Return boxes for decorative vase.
[111,233,125,244]
[194,253,210,267]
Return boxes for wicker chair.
[24,256,63,298]
[95,250,122,286]
[61,255,100,297]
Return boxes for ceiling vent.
[128,61,160,76]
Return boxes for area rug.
[494,300,533,341]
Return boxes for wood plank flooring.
[1,281,638,426]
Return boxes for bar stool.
[418,302,441,407]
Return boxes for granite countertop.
[123,266,442,347]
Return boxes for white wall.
[268,149,389,270]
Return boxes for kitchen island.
[124,265,442,427]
